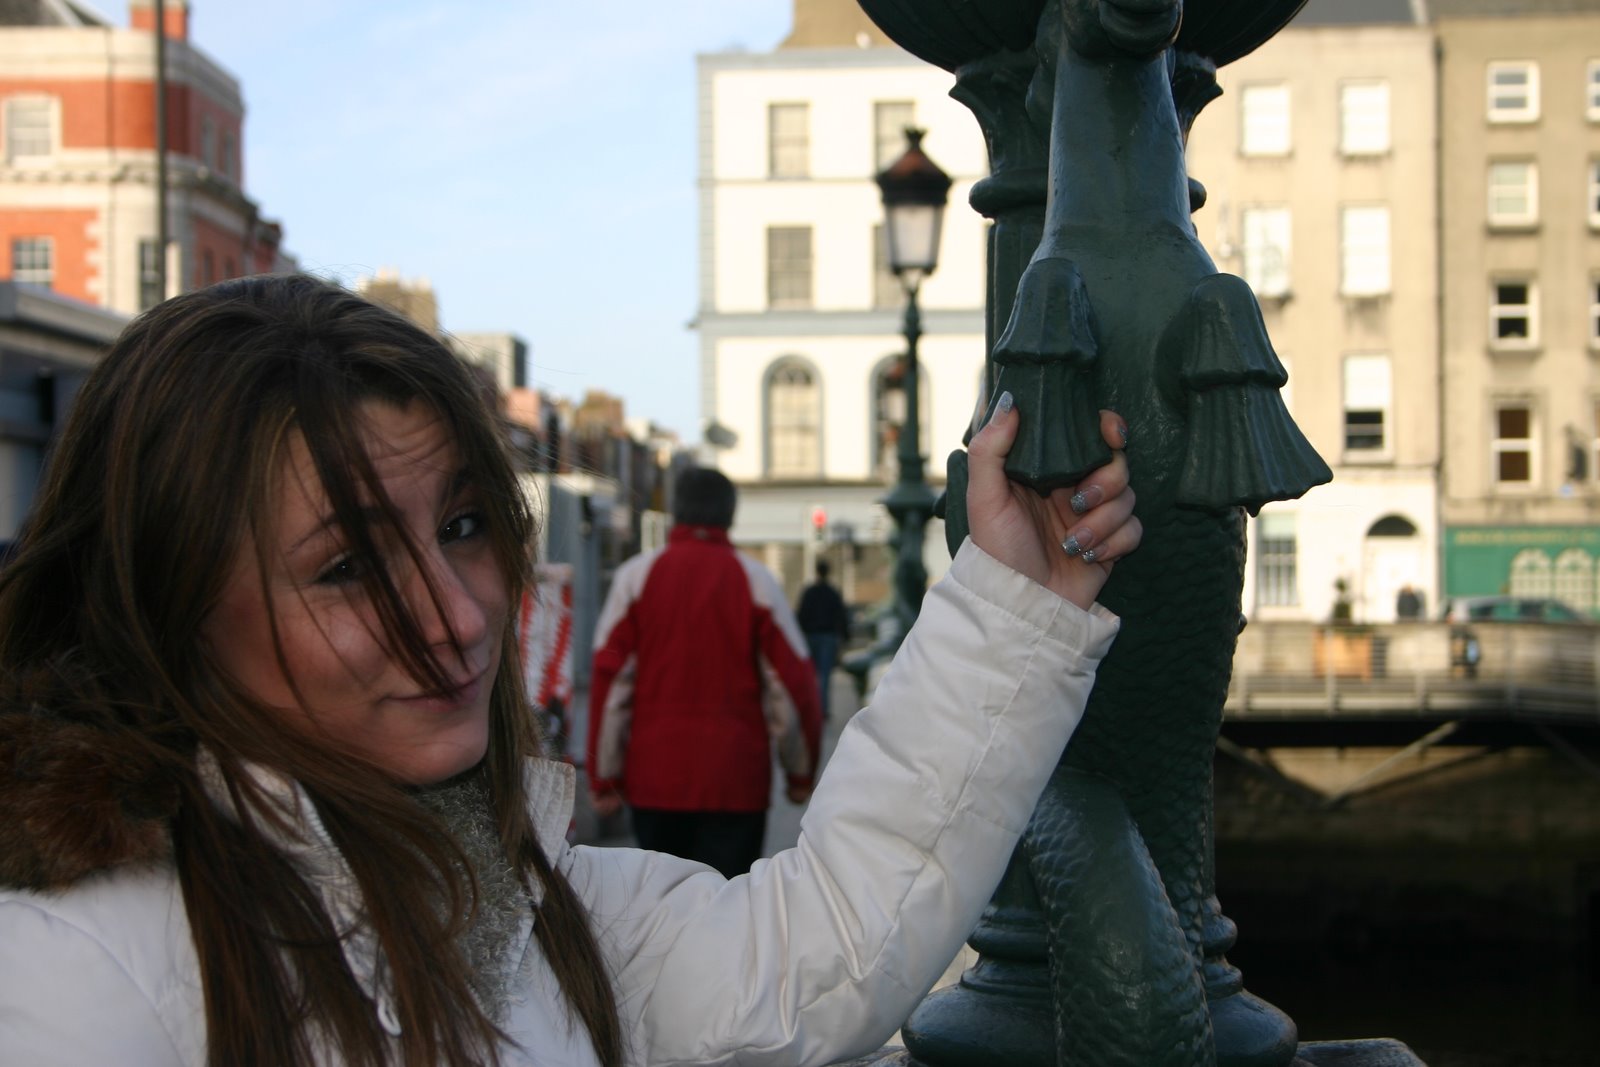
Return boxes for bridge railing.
[1226,620,1600,723]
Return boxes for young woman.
[0,273,1139,1067]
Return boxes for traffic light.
[810,505,827,543]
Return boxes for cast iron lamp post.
[876,128,952,646]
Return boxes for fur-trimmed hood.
[0,704,180,892]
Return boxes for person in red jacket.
[587,467,823,877]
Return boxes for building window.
[1591,278,1600,348]
[1240,206,1291,297]
[222,130,238,180]
[3,97,55,162]
[138,238,163,310]
[872,224,900,309]
[1507,548,1553,598]
[1589,160,1600,227]
[1342,353,1391,457]
[199,116,215,169]
[1487,61,1539,123]
[766,226,813,309]
[873,100,915,173]
[1587,60,1600,121]
[1554,549,1593,614]
[1255,511,1298,607]
[1240,84,1290,156]
[10,237,52,288]
[1592,399,1600,482]
[768,103,809,179]
[1490,280,1536,347]
[766,359,820,478]
[1339,81,1390,156]
[1487,161,1537,226]
[1340,205,1390,297]
[1492,403,1535,485]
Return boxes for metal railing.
[1226,620,1600,725]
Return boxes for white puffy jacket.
[0,541,1118,1066]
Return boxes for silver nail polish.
[1081,547,1098,563]
[1061,535,1082,557]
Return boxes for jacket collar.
[197,753,573,1034]
[670,523,731,546]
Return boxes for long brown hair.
[0,274,622,1066]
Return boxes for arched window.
[766,358,821,478]
[1508,548,1553,598]
[1366,515,1417,537]
[870,354,929,482]
[1553,548,1594,613]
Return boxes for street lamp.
[876,127,951,645]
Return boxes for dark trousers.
[629,808,767,879]
[804,632,840,716]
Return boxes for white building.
[695,7,990,601]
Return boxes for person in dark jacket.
[796,559,849,718]
[587,468,824,877]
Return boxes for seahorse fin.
[1163,273,1332,514]
[988,256,1109,493]
[942,450,969,557]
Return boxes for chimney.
[129,0,190,41]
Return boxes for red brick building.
[0,0,292,313]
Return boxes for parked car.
[1439,595,1594,624]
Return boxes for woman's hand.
[966,393,1141,610]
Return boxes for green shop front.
[1444,525,1600,618]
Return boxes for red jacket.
[587,525,823,812]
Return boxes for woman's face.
[203,399,508,785]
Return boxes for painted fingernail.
[1081,547,1099,564]
[1117,420,1129,446]
[990,391,1014,423]
[1061,527,1092,557]
[1070,485,1103,515]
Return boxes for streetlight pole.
[876,128,951,647]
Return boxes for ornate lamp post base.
[830,1037,1429,1067]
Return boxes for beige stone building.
[1187,0,1441,623]
[1431,0,1600,613]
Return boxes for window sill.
[1341,452,1394,466]
[1488,342,1541,357]
[1487,220,1540,234]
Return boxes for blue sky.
[176,2,795,442]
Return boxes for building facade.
[1186,0,1442,623]
[0,0,292,316]
[696,2,991,601]
[701,0,1600,620]
[1432,0,1600,614]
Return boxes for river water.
[1231,942,1597,1066]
